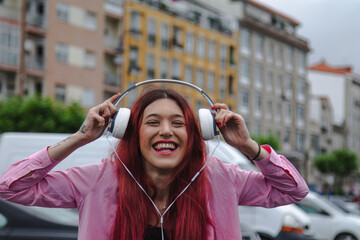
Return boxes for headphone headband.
[114,79,215,107]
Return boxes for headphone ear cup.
[112,108,131,139]
[198,108,216,140]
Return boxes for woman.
[0,88,309,240]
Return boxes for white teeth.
[154,143,176,150]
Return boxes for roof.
[243,0,300,26]
[309,61,352,75]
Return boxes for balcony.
[104,72,120,86]
[26,13,46,29]
[26,56,45,71]
[104,0,123,16]
[0,5,19,21]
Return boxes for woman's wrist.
[239,140,269,161]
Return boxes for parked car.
[295,191,360,240]
[206,140,314,240]
[0,198,78,240]
[328,197,360,216]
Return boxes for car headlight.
[281,214,304,234]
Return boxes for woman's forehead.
[143,99,184,117]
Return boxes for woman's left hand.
[211,103,264,159]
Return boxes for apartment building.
[0,0,123,107]
[308,61,360,159]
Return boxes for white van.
[0,133,313,240]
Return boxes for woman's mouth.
[152,142,178,153]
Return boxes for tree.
[0,95,85,133]
[251,133,280,151]
[314,149,359,195]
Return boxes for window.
[240,59,250,85]
[161,23,169,50]
[82,89,95,108]
[171,58,181,80]
[84,11,97,31]
[297,78,306,101]
[256,34,264,59]
[255,64,263,88]
[207,39,216,62]
[56,2,69,22]
[286,46,293,70]
[55,43,68,63]
[297,51,306,74]
[255,94,262,116]
[219,75,225,99]
[220,44,227,69]
[0,213,7,228]
[207,71,215,93]
[146,53,155,79]
[84,51,96,68]
[160,58,168,78]
[228,75,234,95]
[276,75,282,96]
[185,31,194,55]
[185,65,193,83]
[196,35,205,59]
[240,28,251,54]
[267,41,274,63]
[285,74,292,97]
[196,68,204,88]
[284,128,290,143]
[296,131,305,151]
[296,104,305,126]
[147,17,156,47]
[266,71,273,93]
[55,85,66,102]
[266,100,272,119]
[130,11,141,36]
[275,102,281,122]
[284,102,292,124]
[240,90,249,112]
[276,45,283,67]
[129,46,139,73]
[172,26,182,51]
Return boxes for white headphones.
[107,79,218,140]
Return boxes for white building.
[308,61,360,158]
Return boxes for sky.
[255,0,360,74]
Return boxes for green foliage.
[251,133,280,151]
[0,95,85,133]
[313,149,358,176]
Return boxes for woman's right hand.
[47,93,120,161]
[77,93,120,144]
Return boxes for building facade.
[309,61,360,159]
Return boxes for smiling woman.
[0,86,309,240]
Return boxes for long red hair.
[111,88,212,240]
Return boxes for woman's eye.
[146,121,159,126]
[173,121,185,127]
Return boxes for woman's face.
[139,98,188,174]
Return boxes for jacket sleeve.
[220,145,309,208]
[0,147,104,208]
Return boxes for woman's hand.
[211,103,268,160]
[78,93,120,144]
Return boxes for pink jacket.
[0,145,309,239]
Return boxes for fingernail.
[211,106,215,110]
[217,122,221,127]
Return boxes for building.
[308,60,360,158]
[0,0,123,106]
[1,0,312,175]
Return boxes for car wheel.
[335,233,357,240]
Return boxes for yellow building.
[120,1,238,110]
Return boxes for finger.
[211,103,229,111]
[108,92,121,104]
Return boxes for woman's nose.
[159,122,173,137]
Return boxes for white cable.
[107,136,220,240]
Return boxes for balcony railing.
[26,56,45,71]
[104,72,120,86]
[26,13,46,29]
[104,0,123,15]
